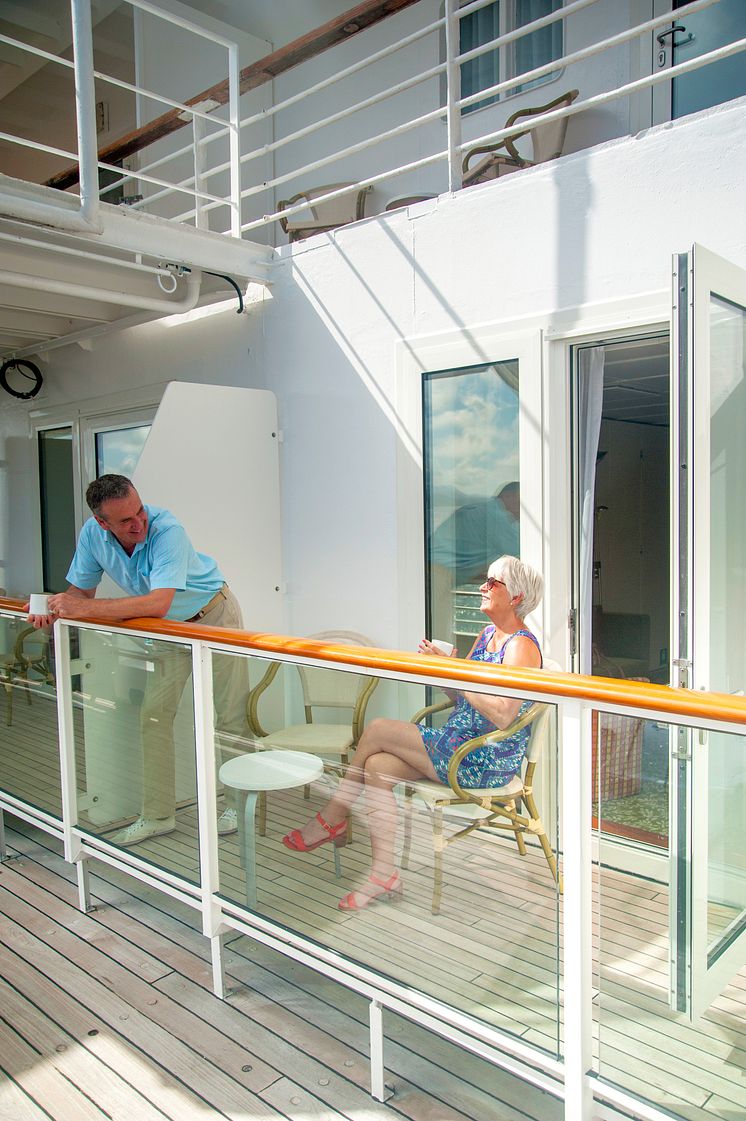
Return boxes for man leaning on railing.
[26,473,246,847]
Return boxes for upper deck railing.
[1,0,744,247]
[2,596,746,1121]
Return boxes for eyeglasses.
[483,576,506,591]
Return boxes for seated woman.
[282,554,543,910]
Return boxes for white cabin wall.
[259,97,746,650]
[2,99,745,650]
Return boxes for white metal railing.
[0,0,242,236]
[2,604,746,1121]
[1,0,743,244]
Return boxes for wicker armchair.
[462,89,579,187]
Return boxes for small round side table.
[219,749,325,907]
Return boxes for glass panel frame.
[423,359,521,657]
[213,648,562,1056]
[684,243,746,1017]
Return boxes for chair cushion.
[260,724,354,755]
[405,773,524,805]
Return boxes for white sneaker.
[108,815,176,847]
[217,808,238,835]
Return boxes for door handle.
[657,24,695,47]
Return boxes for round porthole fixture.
[0,358,43,400]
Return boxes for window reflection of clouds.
[96,425,151,478]
[429,363,519,502]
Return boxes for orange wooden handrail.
[3,595,746,726]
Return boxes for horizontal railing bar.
[236,0,599,194]
[93,158,227,206]
[0,31,229,126]
[0,31,75,70]
[0,600,737,726]
[457,0,596,68]
[92,70,232,126]
[123,124,228,184]
[460,35,746,156]
[44,0,423,193]
[241,9,742,223]
[239,63,446,169]
[0,130,77,162]
[240,147,446,230]
[237,15,446,132]
[125,0,238,49]
[220,900,566,1094]
[458,0,719,106]
[240,100,446,202]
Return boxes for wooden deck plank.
[0,1070,53,1121]
[3,820,548,1121]
[0,975,177,1121]
[5,776,746,1121]
[0,870,283,1097]
[0,1017,110,1121]
[0,948,239,1121]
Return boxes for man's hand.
[23,601,54,629]
[47,591,92,620]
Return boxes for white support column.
[193,640,227,997]
[77,859,94,912]
[0,809,6,861]
[211,932,227,1000]
[193,116,208,231]
[561,699,594,1120]
[227,41,242,238]
[444,0,463,193]
[70,0,101,228]
[369,998,386,1102]
[55,622,84,870]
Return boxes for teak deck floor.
[3,686,746,1120]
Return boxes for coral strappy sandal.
[282,812,348,853]
[338,870,403,911]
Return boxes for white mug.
[431,639,455,656]
[29,593,50,615]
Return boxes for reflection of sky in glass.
[96,425,151,478]
[426,363,519,514]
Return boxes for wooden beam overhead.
[45,0,422,192]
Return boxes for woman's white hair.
[488,555,543,620]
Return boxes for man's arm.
[47,585,176,622]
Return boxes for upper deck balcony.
[0,0,744,359]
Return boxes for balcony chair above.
[277,183,372,241]
[462,89,579,188]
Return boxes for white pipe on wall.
[0,268,202,314]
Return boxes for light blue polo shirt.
[66,505,224,622]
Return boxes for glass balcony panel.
[214,651,560,1053]
[0,612,60,818]
[70,627,200,885]
[596,715,746,1117]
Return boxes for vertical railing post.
[0,809,6,862]
[369,998,386,1101]
[227,41,242,237]
[444,0,463,193]
[55,620,91,907]
[193,115,208,230]
[193,640,227,998]
[561,698,594,1120]
[70,0,101,228]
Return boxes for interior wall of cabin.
[594,418,670,677]
[0,96,744,652]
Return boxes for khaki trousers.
[141,586,248,821]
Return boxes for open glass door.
[672,244,746,1017]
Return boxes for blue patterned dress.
[419,627,542,789]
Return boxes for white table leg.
[240,790,259,908]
